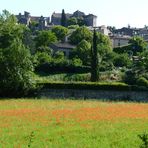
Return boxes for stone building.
[16,11,31,26]
[49,42,76,57]
[51,10,97,27]
[110,35,131,48]
[51,12,72,25]
[16,11,50,30]
[84,14,97,27]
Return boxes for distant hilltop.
[16,10,97,29]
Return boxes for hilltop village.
[16,10,148,50]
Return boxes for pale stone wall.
[38,89,148,102]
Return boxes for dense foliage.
[0,10,148,98]
[0,10,35,96]
[91,29,99,82]
[69,26,93,45]
[52,25,68,41]
[34,30,57,48]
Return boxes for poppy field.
[0,99,148,147]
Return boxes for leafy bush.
[113,45,132,54]
[0,39,36,97]
[35,63,91,74]
[138,133,148,148]
[33,52,52,67]
[136,77,148,87]
[123,70,137,85]
[71,58,83,67]
[113,53,132,67]
[99,61,114,71]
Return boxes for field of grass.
[0,99,148,147]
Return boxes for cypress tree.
[91,29,99,82]
[61,9,67,27]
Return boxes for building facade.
[51,10,97,27]
[16,11,50,30]
[110,35,131,48]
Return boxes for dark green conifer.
[91,29,99,82]
[61,9,67,27]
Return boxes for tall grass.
[0,99,148,147]
[34,70,123,83]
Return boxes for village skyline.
[1,0,148,28]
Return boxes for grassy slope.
[0,99,148,147]
[34,70,123,83]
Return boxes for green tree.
[124,49,148,85]
[68,25,79,29]
[96,32,112,59]
[0,10,35,96]
[61,9,67,27]
[67,17,78,26]
[34,30,57,48]
[129,36,147,55]
[74,39,91,65]
[135,50,148,73]
[69,26,93,45]
[29,21,39,32]
[33,52,52,67]
[77,17,85,26]
[113,53,132,67]
[91,29,99,82]
[0,10,27,49]
[0,39,34,96]
[52,25,68,42]
[53,51,68,66]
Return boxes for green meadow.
[0,99,148,148]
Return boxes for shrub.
[35,63,91,74]
[113,45,132,54]
[136,77,148,87]
[113,53,132,67]
[33,52,52,67]
[123,70,137,85]
[71,58,83,67]
[138,133,148,148]
[0,39,36,97]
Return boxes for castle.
[51,10,97,27]
[16,10,97,29]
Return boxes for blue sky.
[0,0,147,28]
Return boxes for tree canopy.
[34,30,57,48]
[73,39,91,65]
[0,10,35,96]
[129,36,147,55]
[52,25,68,42]
[67,17,78,26]
[69,26,93,45]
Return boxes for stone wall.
[38,89,148,102]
